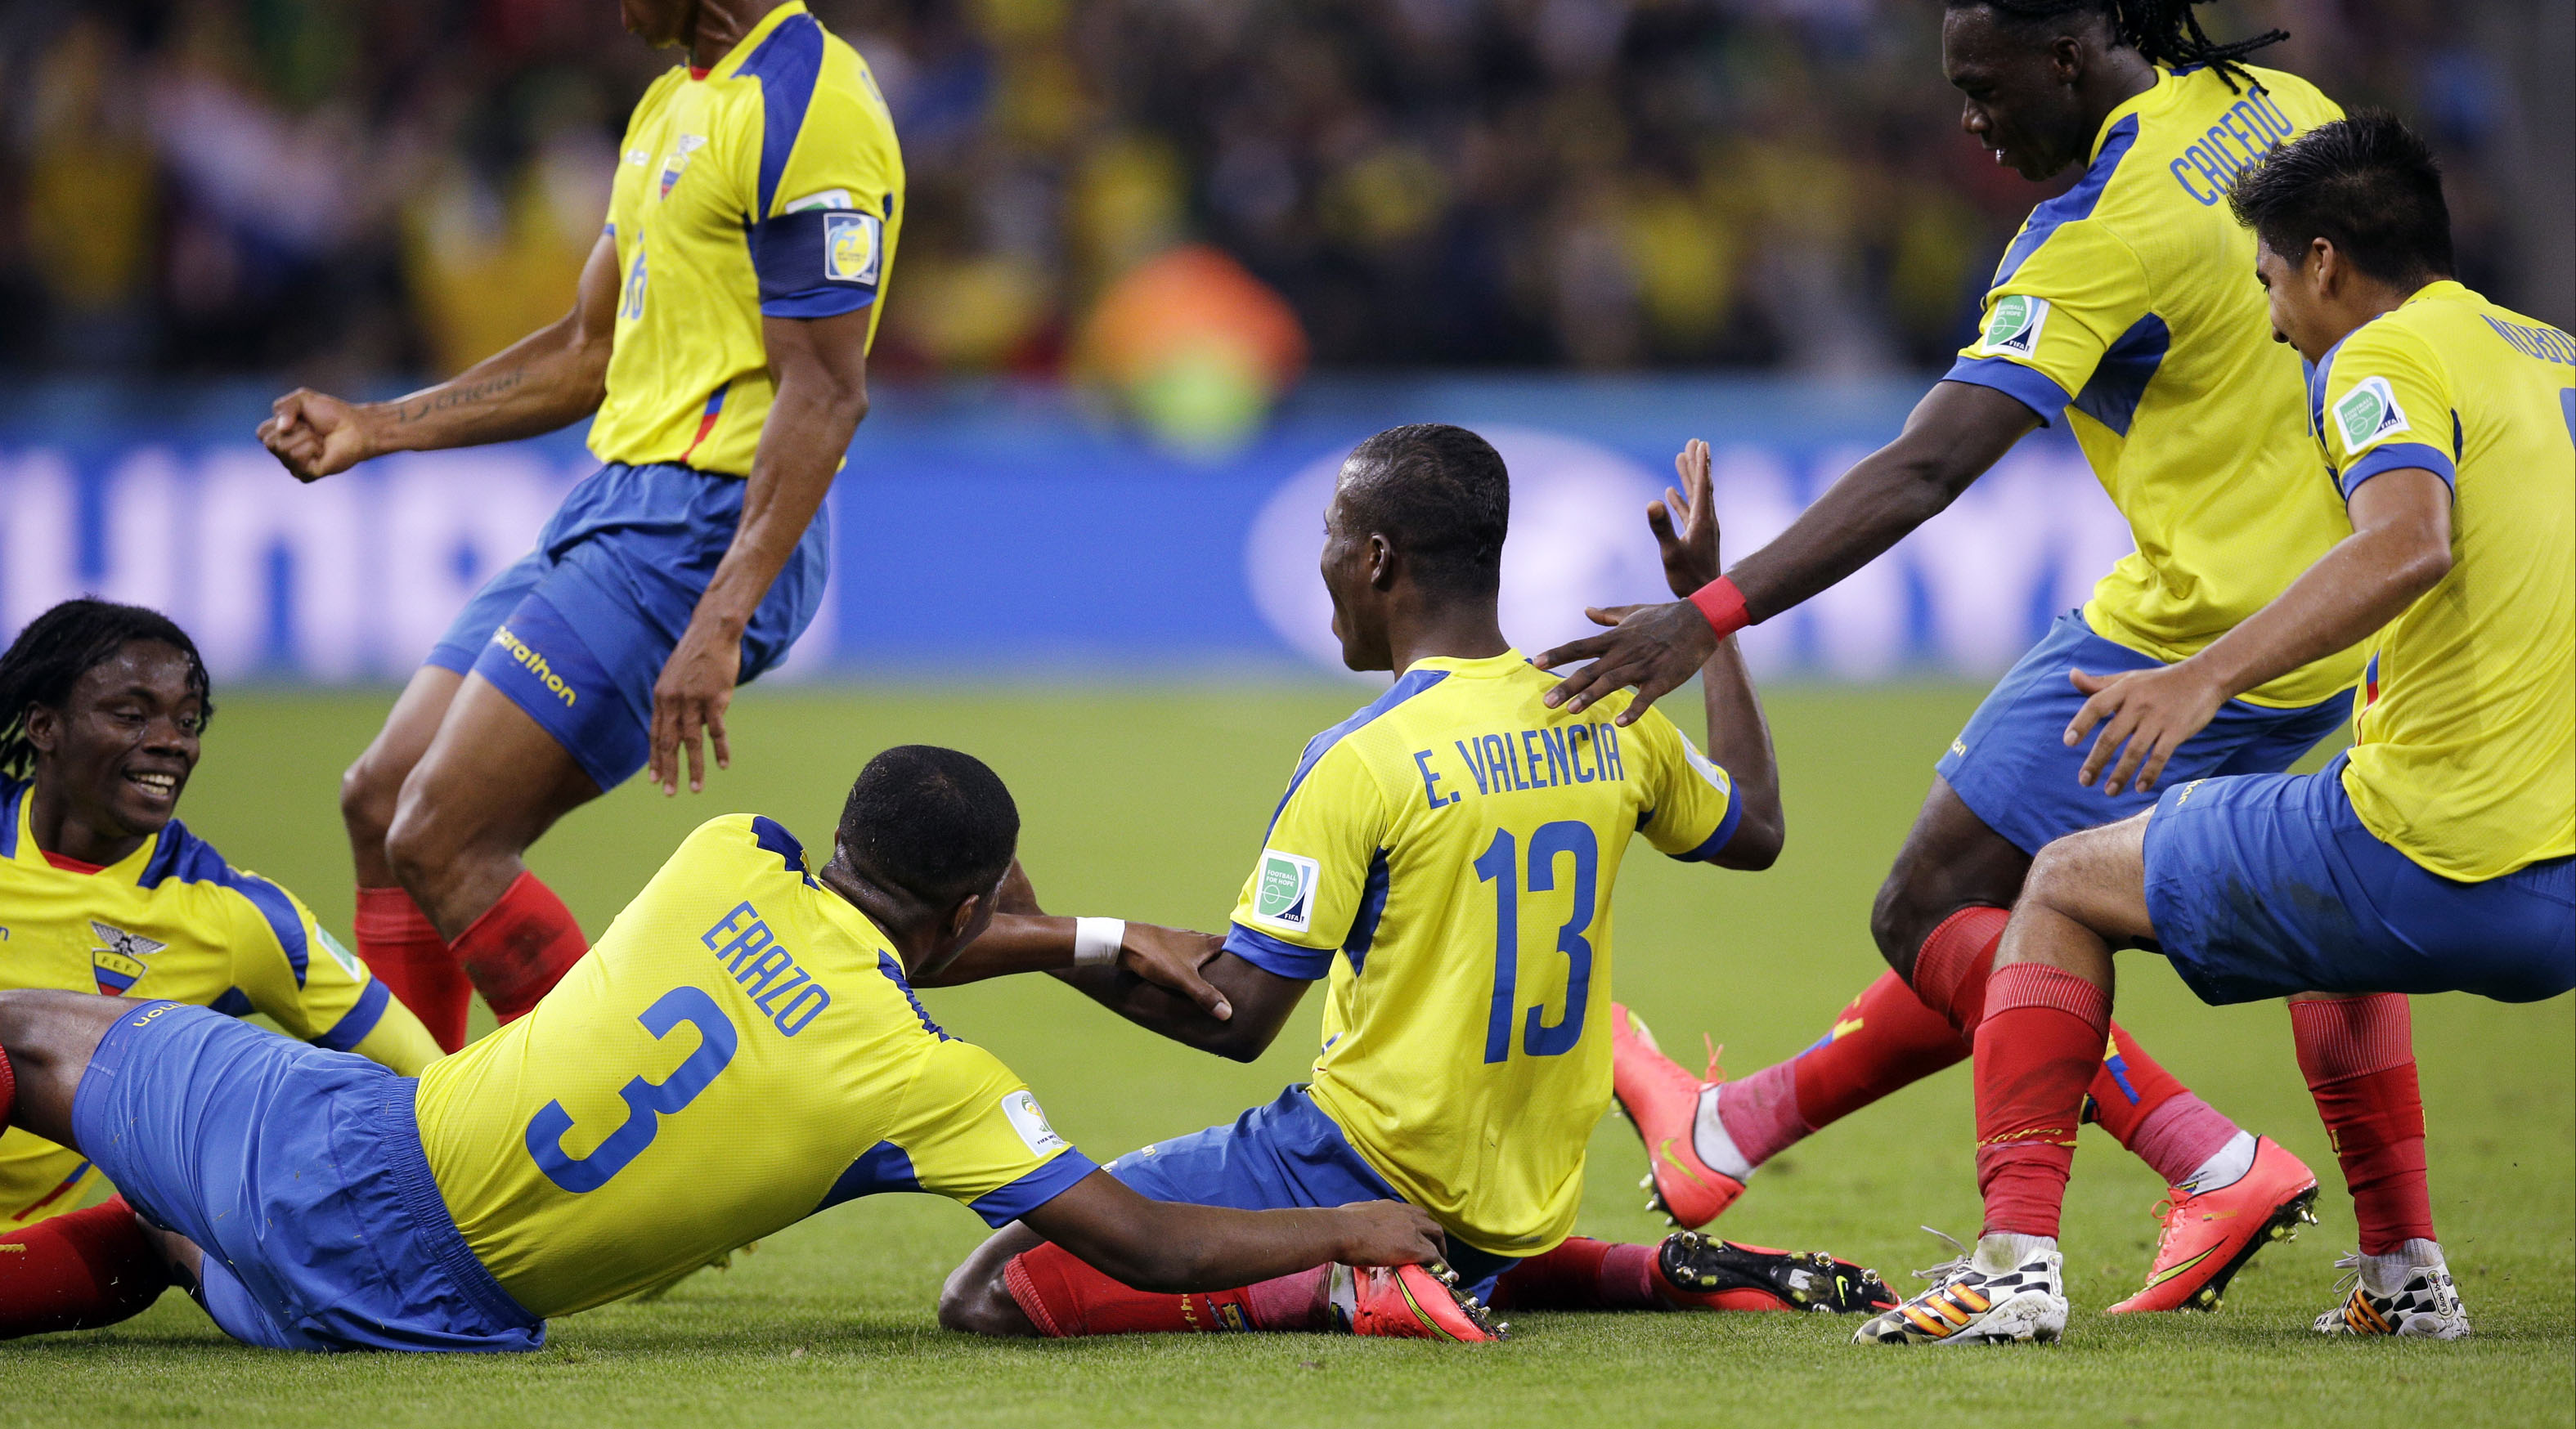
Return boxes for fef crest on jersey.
[658,134,707,200]
[90,920,167,995]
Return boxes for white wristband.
[1072,917,1126,969]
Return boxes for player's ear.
[1366,532,1397,590]
[23,702,61,756]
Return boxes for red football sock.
[1000,1242,1322,1336]
[450,871,589,1025]
[2084,1024,2242,1187]
[1973,963,2112,1239]
[2292,994,2431,1254]
[1491,1237,1660,1310]
[1755,971,1968,1157]
[0,1197,172,1338]
[354,885,470,1053]
[1911,905,2008,1032]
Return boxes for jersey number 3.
[524,985,738,1193]
[1476,821,1600,1063]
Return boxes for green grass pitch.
[4,683,2567,1427]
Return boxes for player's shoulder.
[1286,666,1460,783]
[674,813,825,887]
[2238,65,2339,123]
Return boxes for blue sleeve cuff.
[967,1149,1100,1226]
[1223,923,1335,980]
[1667,792,1746,863]
[313,977,390,1053]
[1942,356,2074,426]
[2338,442,2456,499]
[761,288,877,320]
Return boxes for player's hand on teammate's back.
[649,619,742,795]
[2062,663,2229,798]
[257,389,375,482]
[1333,1199,1451,1268]
[1534,437,1725,725]
[1118,925,1232,1021]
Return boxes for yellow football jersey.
[2311,281,2575,880]
[415,814,1094,1319]
[1223,652,1740,1257]
[0,777,438,1231]
[586,1,904,477]
[1949,65,2362,708]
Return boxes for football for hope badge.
[1253,849,1318,933]
[2331,375,2411,455]
[1979,294,2049,356]
[823,211,882,285]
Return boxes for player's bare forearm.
[1695,634,1784,870]
[1052,951,1307,1062]
[1020,1171,1445,1292]
[916,913,1236,1020]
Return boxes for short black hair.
[1948,0,2287,92]
[1338,423,1510,596]
[837,745,1019,907]
[0,599,213,781]
[2228,111,2455,286]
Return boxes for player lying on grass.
[0,746,1444,1351]
[1537,0,2380,1314]
[937,425,1893,1345]
[1860,114,2574,1347]
[257,0,907,1053]
[0,599,441,1338]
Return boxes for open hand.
[258,389,375,482]
[2063,663,2227,797]
[649,619,743,795]
[1119,924,1232,1021]
[1651,438,1723,597]
[1532,437,1728,723]
[1332,1199,1450,1268]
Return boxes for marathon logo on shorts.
[490,625,577,706]
[1978,294,2049,357]
[1252,849,1318,933]
[823,211,883,285]
[2331,376,2411,455]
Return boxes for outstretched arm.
[1017,1169,1446,1294]
[911,862,1241,1021]
[1663,441,1784,869]
[1536,381,2038,721]
[258,230,623,477]
[2060,468,2452,796]
[1049,952,1313,1064]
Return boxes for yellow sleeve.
[882,1039,1098,1226]
[1945,218,2153,424]
[2315,320,2458,499]
[744,41,901,322]
[1223,741,1391,981]
[1629,706,1744,861]
[227,876,414,1063]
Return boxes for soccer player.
[0,746,1448,1351]
[1860,114,2574,1346]
[1533,0,2372,1311]
[0,599,441,1337]
[936,425,1894,1344]
[256,0,905,1052]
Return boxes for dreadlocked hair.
[0,598,213,782]
[1953,0,2289,92]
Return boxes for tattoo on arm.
[393,370,527,424]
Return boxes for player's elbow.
[1194,1020,1279,1064]
[1711,811,1784,871]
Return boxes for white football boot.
[1854,1230,2068,1345]
[2312,1240,2471,1340]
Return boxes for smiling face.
[27,640,204,848]
[1943,6,2099,181]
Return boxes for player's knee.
[339,753,402,846]
[935,1266,1024,1337]
[2018,837,2089,921]
[1867,873,1931,980]
[382,784,469,895]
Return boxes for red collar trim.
[689,65,711,80]
[43,850,106,875]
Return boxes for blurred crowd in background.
[2,0,2567,392]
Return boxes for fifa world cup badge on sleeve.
[1253,849,1319,933]
[1002,1091,1070,1156]
[2332,377,2411,451]
[1978,294,2049,356]
[824,212,883,286]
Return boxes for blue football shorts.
[2143,754,2576,1005]
[425,461,829,792]
[1936,609,2352,853]
[1105,1085,1521,1301]
[70,1001,542,1352]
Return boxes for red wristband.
[1686,576,1751,640]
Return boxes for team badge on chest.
[659,134,707,200]
[90,921,166,996]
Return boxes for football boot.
[2107,1136,2318,1312]
[1334,1262,1509,1343]
[2312,1243,2471,1340]
[1854,1230,2067,1346]
[1656,1230,1896,1313]
[1608,1003,1744,1229]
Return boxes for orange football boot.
[1342,1263,1509,1342]
[2107,1136,2319,1312]
[1609,1002,1744,1229]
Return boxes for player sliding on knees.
[1859,114,2574,1347]
[257,0,904,1053]
[0,600,443,1338]
[0,746,1447,1351]
[1539,0,2376,1315]
[937,425,1892,1345]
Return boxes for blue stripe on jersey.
[738,11,826,217]
[2305,329,2357,440]
[1995,115,2141,284]
[2071,313,2172,436]
[314,977,391,1053]
[2340,441,2457,497]
[1223,922,1335,980]
[1670,792,1745,863]
[967,1149,1101,1227]
[210,986,254,1017]
[1341,849,1392,974]
[1268,669,1452,831]
[0,781,18,859]
[877,951,950,1041]
[138,820,312,988]
[751,815,820,887]
[1943,354,2074,423]
[815,1139,921,1211]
